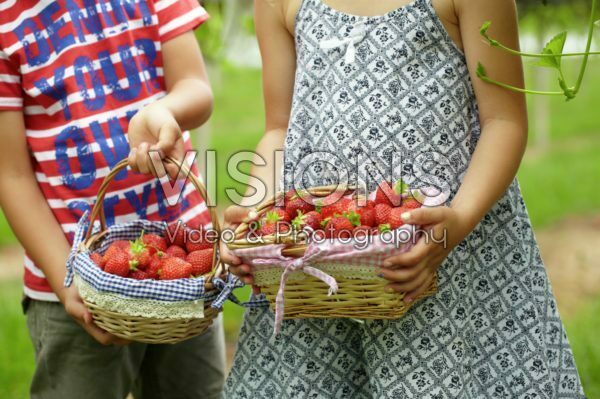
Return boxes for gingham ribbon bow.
[65,210,90,287]
[320,22,367,64]
[253,245,339,334]
[210,274,244,309]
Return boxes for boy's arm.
[127,31,213,177]
[381,0,527,301]
[0,111,127,345]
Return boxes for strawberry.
[185,228,213,253]
[320,197,352,219]
[186,249,214,276]
[292,211,322,232]
[389,207,409,229]
[166,245,187,259]
[142,233,168,255]
[146,253,165,279]
[375,180,409,207]
[159,257,193,280]
[165,222,186,247]
[112,240,131,250]
[353,225,371,236]
[104,249,132,277]
[346,203,376,227]
[285,195,314,219]
[90,252,103,268]
[374,203,392,226]
[130,269,149,280]
[127,237,151,270]
[401,198,422,210]
[101,245,122,268]
[259,209,291,236]
[324,216,354,238]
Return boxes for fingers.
[401,206,450,226]
[385,265,433,295]
[156,122,182,156]
[383,238,431,269]
[220,242,241,266]
[377,262,424,283]
[224,205,252,224]
[403,273,436,304]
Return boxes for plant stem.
[478,75,565,96]
[491,42,600,58]
[573,0,598,94]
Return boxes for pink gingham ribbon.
[252,245,338,334]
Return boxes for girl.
[221,0,585,397]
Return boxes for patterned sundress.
[223,0,586,397]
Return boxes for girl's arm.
[382,0,528,300]
[0,111,127,345]
[127,31,214,177]
[220,0,297,282]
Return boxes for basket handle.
[84,157,221,242]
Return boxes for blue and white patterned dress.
[223,0,586,397]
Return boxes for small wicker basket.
[77,158,223,344]
[228,185,437,321]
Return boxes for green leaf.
[533,32,568,70]
[479,21,498,47]
[476,63,487,78]
[393,179,409,196]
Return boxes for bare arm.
[221,0,297,281]
[0,111,125,345]
[382,0,528,301]
[128,31,214,176]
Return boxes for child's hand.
[127,103,185,178]
[220,205,261,294]
[379,207,473,304]
[59,285,130,346]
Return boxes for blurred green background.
[1,0,599,398]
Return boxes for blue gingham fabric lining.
[65,211,242,308]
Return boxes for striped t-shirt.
[0,0,211,301]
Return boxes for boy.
[0,1,223,398]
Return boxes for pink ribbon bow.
[253,245,339,334]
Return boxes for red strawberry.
[186,249,214,276]
[130,269,149,280]
[324,216,354,238]
[346,203,376,227]
[165,222,186,247]
[353,225,371,236]
[375,180,408,207]
[292,211,322,232]
[166,245,187,259]
[285,195,314,219]
[146,253,165,279]
[101,245,122,268]
[259,209,291,236]
[112,240,131,250]
[374,203,392,226]
[142,233,168,254]
[320,197,352,219]
[90,252,103,268]
[159,257,193,280]
[104,249,132,277]
[389,207,409,229]
[127,237,151,269]
[185,228,213,253]
[401,198,422,210]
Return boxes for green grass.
[566,298,600,398]
[0,280,35,399]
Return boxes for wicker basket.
[76,158,223,344]
[228,185,437,321]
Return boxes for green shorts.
[24,298,225,399]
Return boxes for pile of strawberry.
[90,225,214,280]
[252,180,422,239]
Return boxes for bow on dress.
[320,22,367,64]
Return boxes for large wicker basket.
[228,185,437,321]
[75,158,223,344]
